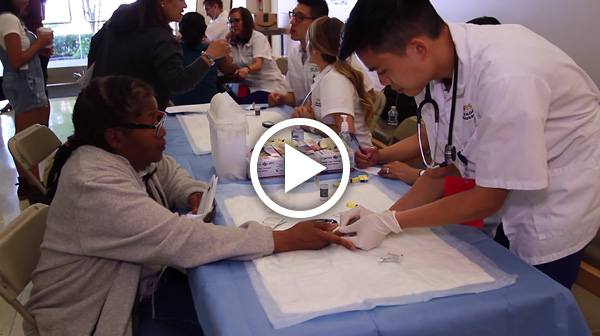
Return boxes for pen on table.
[348,132,370,162]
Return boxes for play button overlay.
[284,143,326,192]
[250,118,350,219]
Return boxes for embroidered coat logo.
[463,104,475,121]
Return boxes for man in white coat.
[335,0,600,289]
[203,0,229,42]
[268,0,375,107]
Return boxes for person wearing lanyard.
[291,17,373,148]
[335,0,600,289]
[228,7,287,104]
[267,0,375,108]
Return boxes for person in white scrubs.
[203,0,229,42]
[291,17,373,148]
[267,0,375,108]
[355,17,502,187]
[335,0,600,289]
[228,7,287,104]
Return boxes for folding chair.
[0,203,49,333]
[8,124,62,195]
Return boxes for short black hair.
[0,0,19,15]
[467,16,501,25]
[180,12,207,49]
[203,0,223,8]
[339,0,445,59]
[297,0,328,19]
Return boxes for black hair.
[46,76,155,200]
[0,0,19,15]
[203,0,223,8]
[467,16,501,25]
[297,0,329,19]
[339,0,445,60]
[110,0,171,32]
[229,7,255,45]
[180,12,207,49]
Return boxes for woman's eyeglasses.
[228,18,242,25]
[117,111,166,137]
[289,11,315,22]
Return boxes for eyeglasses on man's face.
[118,111,166,137]
[228,18,242,25]
[289,11,314,23]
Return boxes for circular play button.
[249,118,350,218]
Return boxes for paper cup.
[37,27,53,47]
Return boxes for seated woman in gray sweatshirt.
[24,76,353,336]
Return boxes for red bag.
[444,176,484,228]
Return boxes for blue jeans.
[138,268,204,336]
[0,25,47,114]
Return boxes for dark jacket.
[88,3,209,110]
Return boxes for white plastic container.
[208,93,248,183]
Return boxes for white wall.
[430,0,600,87]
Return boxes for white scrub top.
[205,11,230,42]
[286,41,376,106]
[419,22,600,265]
[311,64,373,147]
[230,30,287,94]
[285,43,320,106]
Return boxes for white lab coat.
[285,41,376,106]
[205,11,230,42]
[311,64,373,147]
[420,22,600,265]
[230,30,287,94]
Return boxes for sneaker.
[16,177,30,201]
[28,186,51,205]
[0,103,12,113]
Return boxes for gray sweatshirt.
[24,146,274,335]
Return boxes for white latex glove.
[339,205,375,227]
[336,210,402,250]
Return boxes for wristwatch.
[419,169,426,177]
[201,51,215,66]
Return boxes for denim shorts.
[2,67,48,114]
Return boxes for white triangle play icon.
[284,143,326,193]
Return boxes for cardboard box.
[249,139,355,179]
[253,12,278,30]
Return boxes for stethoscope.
[416,51,459,169]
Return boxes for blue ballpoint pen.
[348,132,370,162]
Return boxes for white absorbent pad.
[165,104,210,114]
[217,179,517,328]
[176,110,288,155]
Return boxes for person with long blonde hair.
[292,16,373,147]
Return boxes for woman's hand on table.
[268,92,283,106]
[273,220,355,252]
[379,161,421,185]
[234,66,250,79]
[187,192,204,214]
[291,105,315,119]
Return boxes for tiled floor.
[0,95,599,335]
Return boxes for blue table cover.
[163,112,591,336]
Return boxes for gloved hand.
[339,205,375,227]
[336,210,402,250]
